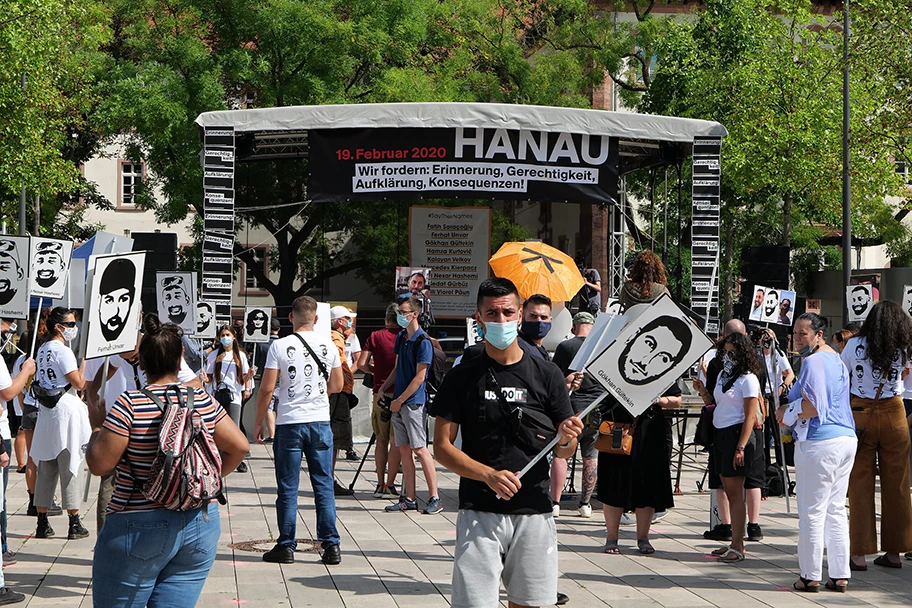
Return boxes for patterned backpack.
[140,385,224,512]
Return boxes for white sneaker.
[552,504,560,518]
[620,513,635,526]
[651,510,668,524]
[578,503,592,518]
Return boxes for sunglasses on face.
[58,321,77,328]
[397,309,414,315]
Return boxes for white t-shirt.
[841,336,904,399]
[205,350,250,404]
[904,371,912,400]
[713,372,761,429]
[763,350,792,395]
[265,331,341,425]
[0,362,12,440]
[13,355,35,413]
[36,340,78,391]
[344,334,362,369]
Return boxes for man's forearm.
[553,438,578,460]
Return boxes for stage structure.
[195,103,726,333]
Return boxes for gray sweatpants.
[36,449,82,511]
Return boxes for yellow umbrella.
[489,242,584,301]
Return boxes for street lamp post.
[842,0,852,324]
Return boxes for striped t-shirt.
[103,384,227,513]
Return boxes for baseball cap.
[329,305,357,320]
[572,312,596,325]
[270,317,281,331]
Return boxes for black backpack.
[397,332,446,393]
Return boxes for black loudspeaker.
[132,232,178,317]
[740,246,790,289]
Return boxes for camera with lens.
[379,396,393,423]
[747,323,774,348]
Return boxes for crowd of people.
[0,248,910,607]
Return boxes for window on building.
[896,161,910,184]
[243,247,269,291]
[119,161,144,208]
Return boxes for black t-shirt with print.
[431,351,573,514]
[552,336,606,413]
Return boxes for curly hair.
[714,332,761,377]
[858,301,912,374]
[628,250,668,298]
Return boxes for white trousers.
[794,435,857,581]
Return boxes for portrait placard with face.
[776,290,796,326]
[196,301,217,339]
[759,287,781,324]
[28,237,73,300]
[748,285,768,321]
[0,236,30,319]
[85,251,145,359]
[847,284,873,322]
[605,298,621,317]
[155,272,197,335]
[244,306,271,343]
[902,286,912,318]
[586,293,714,417]
[395,267,431,298]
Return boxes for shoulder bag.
[594,405,636,456]
[486,368,556,453]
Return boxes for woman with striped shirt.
[86,315,248,607]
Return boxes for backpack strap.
[293,333,329,381]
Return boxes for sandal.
[717,548,745,562]
[849,559,867,571]
[793,577,819,593]
[637,539,655,555]
[873,554,902,569]
[711,546,731,556]
[604,540,620,554]
[825,578,848,593]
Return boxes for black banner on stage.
[309,127,619,205]
[201,126,235,323]
[690,137,722,336]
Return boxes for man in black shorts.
[432,278,583,608]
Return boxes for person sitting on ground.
[86,314,248,605]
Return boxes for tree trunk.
[721,207,735,321]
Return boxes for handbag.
[31,383,72,409]
[213,384,233,407]
[594,407,636,455]
[694,404,715,447]
[487,369,556,453]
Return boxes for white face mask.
[62,326,78,342]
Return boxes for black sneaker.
[703,523,732,541]
[556,591,570,605]
[263,437,273,445]
[0,587,25,605]
[333,482,354,496]
[47,501,63,516]
[263,544,295,564]
[321,544,342,565]
[35,514,54,539]
[236,461,248,473]
[345,449,359,461]
[68,515,89,540]
[746,523,764,541]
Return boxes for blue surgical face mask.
[220,336,234,348]
[522,320,552,340]
[397,313,410,328]
[482,321,519,350]
[346,319,353,330]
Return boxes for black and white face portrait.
[47,368,57,384]
[855,365,864,380]
[855,344,865,359]
[318,381,325,394]
[888,368,899,383]
[872,367,883,382]
[763,290,779,319]
[161,276,191,325]
[197,302,214,335]
[303,384,313,398]
[244,307,271,343]
[97,258,136,341]
[618,316,694,386]
[289,365,297,380]
[34,242,66,289]
[286,346,296,359]
[0,239,25,307]
[847,284,873,322]
[320,344,328,357]
[304,363,313,378]
[288,386,295,399]
[903,285,912,318]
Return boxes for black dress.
[596,402,675,512]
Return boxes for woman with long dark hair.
[29,307,90,540]
[841,301,912,570]
[86,314,248,606]
[619,250,670,310]
[202,325,253,472]
[778,313,856,592]
[694,333,762,562]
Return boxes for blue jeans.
[92,503,219,608]
[274,421,340,549]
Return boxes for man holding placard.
[432,278,583,608]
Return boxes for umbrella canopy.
[489,242,584,301]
